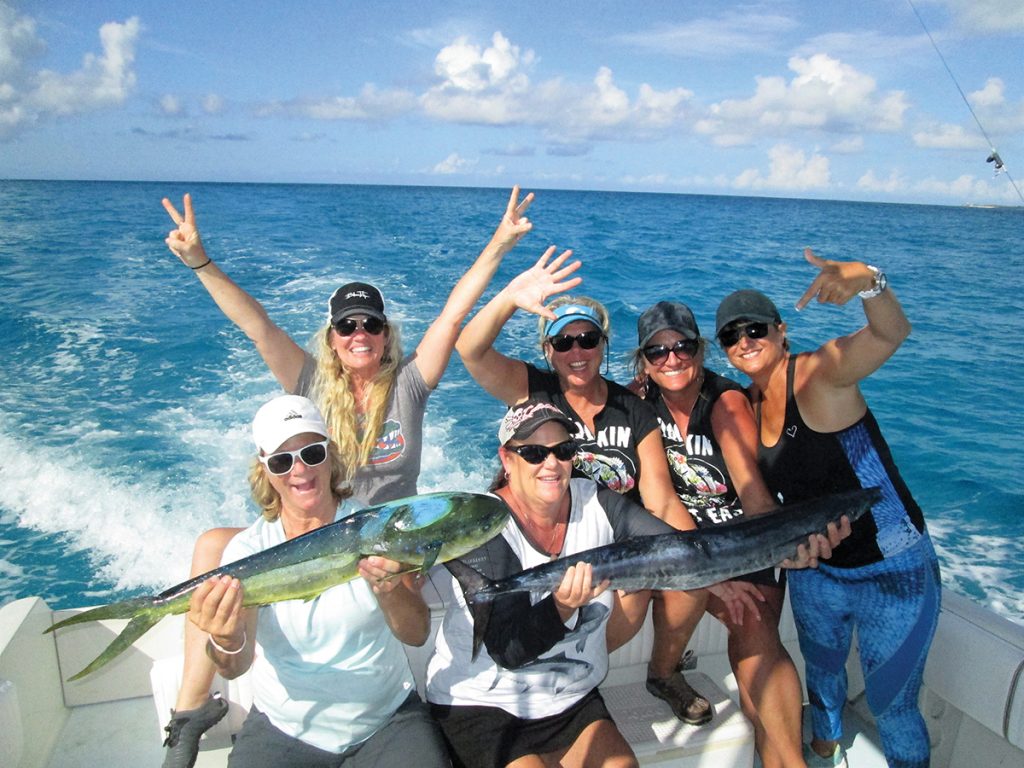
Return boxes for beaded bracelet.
[208,629,246,655]
[190,258,212,271]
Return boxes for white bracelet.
[208,630,246,655]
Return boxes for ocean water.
[0,180,1021,625]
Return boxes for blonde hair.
[248,442,353,521]
[309,320,403,485]
[537,295,611,351]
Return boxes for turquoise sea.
[0,180,1021,625]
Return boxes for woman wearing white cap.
[159,188,533,767]
[456,252,757,727]
[187,394,449,768]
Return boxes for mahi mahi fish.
[447,487,880,659]
[47,491,509,681]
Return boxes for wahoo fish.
[47,491,509,681]
[447,487,879,658]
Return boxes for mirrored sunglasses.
[642,338,700,365]
[334,316,386,337]
[259,440,329,475]
[506,440,578,464]
[548,330,604,353]
[718,322,770,348]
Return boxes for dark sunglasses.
[642,338,700,365]
[506,440,578,464]
[718,322,770,348]
[548,330,604,353]
[334,316,386,337]
[259,440,329,475]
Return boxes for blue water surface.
[0,180,1021,623]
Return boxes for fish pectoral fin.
[419,543,442,573]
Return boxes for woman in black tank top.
[716,249,940,768]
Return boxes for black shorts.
[430,688,611,768]
[735,565,787,589]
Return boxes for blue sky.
[2,0,1022,205]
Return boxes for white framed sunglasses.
[259,440,329,475]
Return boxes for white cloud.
[913,172,1021,203]
[970,77,1005,108]
[928,0,1024,34]
[857,169,907,193]
[734,143,831,191]
[0,6,140,139]
[257,84,416,121]
[421,32,692,141]
[697,53,907,145]
[613,12,796,57]
[831,136,864,153]
[202,93,224,114]
[913,123,987,149]
[159,93,181,116]
[432,152,475,174]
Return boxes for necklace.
[510,498,567,560]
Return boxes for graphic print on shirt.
[568,422,637,494]
[659,419,739,526]
[511,603,608,695]
[368,419,405,465]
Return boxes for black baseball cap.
[328,282,386,325]
[637,301,700,348]
[715,290,782,336]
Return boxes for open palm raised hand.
[504,246,583,320]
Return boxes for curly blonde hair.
[307,321,403,487]
[248,441,353,522]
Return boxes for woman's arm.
[412,186,535,389]
[797,247,911,390]
[456,246,581,404]
[710,390,777,515]
[162,194,307,391]
[359,556,430,646]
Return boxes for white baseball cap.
[252,395,329,454]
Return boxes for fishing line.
[906,0,1024,204]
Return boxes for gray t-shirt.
[295,353,430,504]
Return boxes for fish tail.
[444,559,495,661]
[65,612,162,681]
[44,597,168,681]
[44,596,155,633]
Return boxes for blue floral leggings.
[789,534,941,768]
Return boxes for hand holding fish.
[162,193,211,269]
[501,246,582,320]
[553,562,612,623]
[707,580,765,626]
[360,555,432,646]
[796,248,877,309]
[781,517,851,569]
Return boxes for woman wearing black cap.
[158,187,533,768]
[632,300,831,768]
[716,249,940,768]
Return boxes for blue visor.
[545,303,603,336]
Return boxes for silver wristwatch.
[858,265,888,299]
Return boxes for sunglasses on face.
[333,316,386,337]
[506,439,578,464]
[718,322,770,348]
[642,338,700,365]
[547,330,604,353]
[259,440,329,475]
